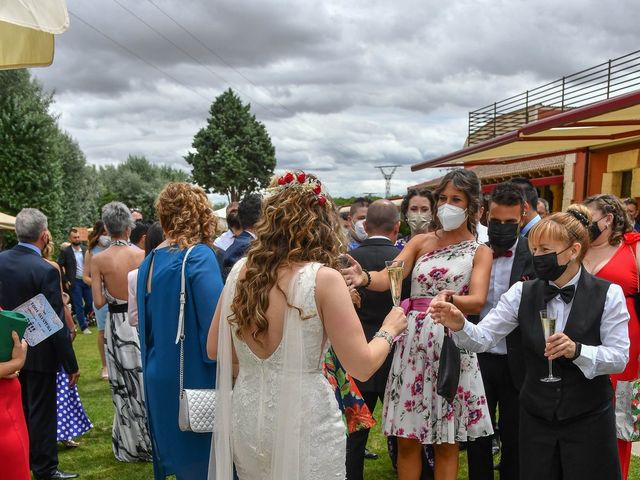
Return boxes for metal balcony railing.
[468,50,640,145]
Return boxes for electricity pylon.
[374,165,401,198]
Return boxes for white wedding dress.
[210,261,346,480]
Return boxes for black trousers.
[345,390,384,480]
[519,402,620,480]
[467,352,520,480]
[19,370,58,478]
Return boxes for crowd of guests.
[1,170,640,480]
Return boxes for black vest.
[518,269,613,422]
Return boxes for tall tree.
[185,89,276,202]
[0,69,64,239]
[55,131,101,230]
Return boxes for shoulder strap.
[629,244,640,294]
[176,245,197,397]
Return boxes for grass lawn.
[63,334,640,479]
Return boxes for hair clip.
[566,209,589,227]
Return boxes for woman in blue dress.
[137,182,223,479]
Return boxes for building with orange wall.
[411,50,640,207]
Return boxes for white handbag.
[176,245,216,433]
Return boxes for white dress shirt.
[454,268,630,379]
[480,239,519,355]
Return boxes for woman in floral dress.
[343,169,494,479]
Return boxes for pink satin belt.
[400,297,432,315]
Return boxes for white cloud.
[33,0,640,199]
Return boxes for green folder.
[0,311,29,362]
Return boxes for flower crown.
[267,170,329,206]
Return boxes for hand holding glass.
[540,309,561,383]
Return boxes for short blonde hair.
[155,182,217,249]
[528,204,591,262]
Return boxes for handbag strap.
[177,245,197,397]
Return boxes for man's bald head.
[365,199,400,237]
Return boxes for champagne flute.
[385,260,404,308]
[540,309,561,383]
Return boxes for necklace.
[111,239,130,247]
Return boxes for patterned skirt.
[323,347,376,434]
[56,368,92,441]
[382,310,493,444]
[105,307,152,462]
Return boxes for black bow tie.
[544,284,575,304]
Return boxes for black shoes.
[364,448,379,460]
[37,469,79,480]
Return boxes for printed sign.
[14,294,63,346]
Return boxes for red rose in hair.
[318,196,327,206]
[277,176,286,185]
[313,184,322,194]
[297,172,306,183]
[284,172,294,183]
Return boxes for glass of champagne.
[385,260,404,308]
[540,309,561,382]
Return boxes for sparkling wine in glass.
[385,260,404,307]
[540,309,561,383]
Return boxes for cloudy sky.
[33,0,639,201]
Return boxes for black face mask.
[588,217,605,242]
[488,220,520,250]
[532,245,572,281]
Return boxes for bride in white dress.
[206,171,407,480]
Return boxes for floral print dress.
[382,239,493,444]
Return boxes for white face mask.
[98,235,111,248]
[352,219,368,242]
[438,204,467,231]
[406,212,432,233]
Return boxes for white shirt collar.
[368,235,393,241]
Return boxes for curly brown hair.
[583,194,632,246]
[229,172,345,341]
[155,182,218,249]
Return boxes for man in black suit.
[345,199,400,480]
[0,209,80,480]
[467,182,535,480]
[57,228,92,333]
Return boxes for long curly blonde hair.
[155,182,217,249]
[229,172,345,340]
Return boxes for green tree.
[0,69,64,241]
[55,131,101,230]
[185,88,276,202]
[96,155,191,219]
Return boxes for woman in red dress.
[583,194,640,480]
[0,322,30,480]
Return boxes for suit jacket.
[0,245,78,374]
[57,244,87,289]
[470,237,535,389]
[221,231,253,282]
[349,237,399,393]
